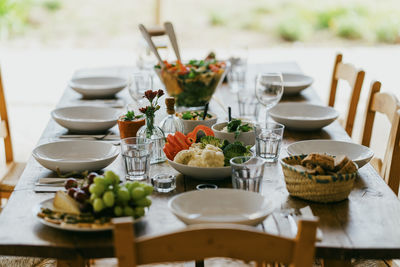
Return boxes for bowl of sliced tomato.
[154,56,228,108]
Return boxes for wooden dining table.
[0,61,400,267]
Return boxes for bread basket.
[280,155,358,203]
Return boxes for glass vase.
[137,115,166,164]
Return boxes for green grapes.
[103,191,115,207]
[117,187,130,203]
[89,183,105,196]
[134,197,152,207]
[93,198,104,212]
[124,206,134,216]
[114,206,123,217]
[131,187,145,200]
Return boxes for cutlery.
[59,133,119,141]
[164,22,181,61]
[34,186,65,193]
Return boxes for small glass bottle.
[159,97,184,136]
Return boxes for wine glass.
[128,73,153,102]
[255,72,284,122]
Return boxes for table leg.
[323,259,351,267]
[195,260,205,267]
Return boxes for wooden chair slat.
[0,120,7,138]
[328,53,365,137]
[361,81,400,195]
[113,218,318,267]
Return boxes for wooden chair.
[361,81,400,195]
[328,53,365,137]
[0,67,25,205]
[113,217,318,267]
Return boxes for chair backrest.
[361,81,400,195]
[113,217,318,267]
[329,53,365,137]
[0,67,13,165]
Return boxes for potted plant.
[117,110,145,139]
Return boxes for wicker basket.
[280,155,357,203]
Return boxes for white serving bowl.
[69,76,127,98]
[269,103,339,131]
[286,140,374,168]
[212,122,255,146]
[168,189,274,226]
[282,73,313,95]
[33,141,119,172]
[167,159,231,180]
[178,112,218,135]
[52,106,120,133]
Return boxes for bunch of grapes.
[64,170,153,219]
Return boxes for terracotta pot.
[117,117,145,139]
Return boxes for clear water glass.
[120,137,152,181]
[152,174,176,193]
[237,89,260,122]
[255,122,285,162]
[230,156,265,193]
[128,73,153,102]
[228,67,246,93]
[255,72,284,122]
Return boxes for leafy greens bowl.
[212,121,256,146]
[154,59,228,108]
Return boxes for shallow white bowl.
[168,159,231,180]
[168,189,274,226]
[282,73,313,95]
[178,112,218,135]
[212,122,255,146]
[269,103,339,131]
[33,141,119,172]
[69,76,127,98]
[286,140,374,168]
[52,106,120,133]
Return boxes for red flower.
[139,107,147,114]
[157,89,164,97]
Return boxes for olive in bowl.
[212,119,256,146]
[176,111,218,135]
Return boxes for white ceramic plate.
[269,103,339,130]
[282,73,313,95]
[32,141,119,172]
[69,76,127,98]
[168,189,274,226]
[286,140,374,168]
[167,159,231,180]
[212,122,256,146]
[34,198,145,232]
[52,106,120,133]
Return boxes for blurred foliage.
[208,0,400,44]
[42,0,61,11]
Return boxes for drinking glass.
[128,73,153,102]
[152,174,176,193]
[237,89,260,122]
[255,122,285,163]
[255,73,284,122]
[228,67,246,93]
[120,137,153,181]
[230,156,265,193]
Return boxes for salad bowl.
[176,110,218,134]
[154,59,229,108]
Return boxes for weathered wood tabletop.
[0,62,399,263]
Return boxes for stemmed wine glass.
[128,73,153,102]
[255,72,284,122]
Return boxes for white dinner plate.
[167,159,231,180]
[34,198,145,232]
[52,106,120,133]
[282,73,313,95]
[168,189,274,226]
[32,141,119,172]
[286,140,374,168]
[269,103,339,130]
[69,76,127,98]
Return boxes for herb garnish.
[226,119,253,138]
[122,110,143,121]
